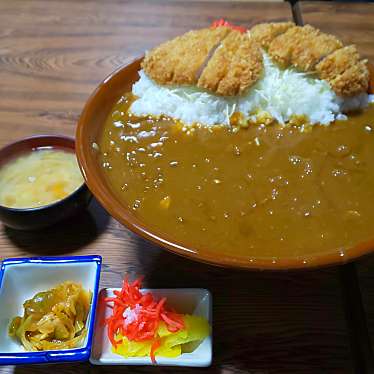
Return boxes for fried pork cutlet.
[316,46,369,96]
[142,27,232,86]
[249,22,295,49]
[143,22,370,98]
[197,30,263,96]
[142,27,264,96]
[268,25,343,71]
[265,24,369,96]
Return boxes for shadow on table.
[3,198,110,256]
[129,235,353,373]
[12,363,208,374]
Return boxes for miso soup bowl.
[0,135,92,230]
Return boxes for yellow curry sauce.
[98,94,374,260]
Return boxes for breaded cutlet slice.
[249,22,295,49]
[316,46,369,96]
[268,25,342,71]
[143,27,264,96]
[142,27,232,86]
[316,45,361,80]
[197,30,263,96]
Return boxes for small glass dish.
[0,255,101,365]
[90,288,212,367]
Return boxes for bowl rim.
[76,57,374,271]
[0,255,102,364]
[0,135,87,212]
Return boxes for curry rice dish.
[97,22,374,264]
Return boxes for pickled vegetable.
[113,315,210,359]
[9,282,91,351]
[105,277,210,363]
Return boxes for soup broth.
[0,149,83,209]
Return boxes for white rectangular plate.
[90,288,212,367]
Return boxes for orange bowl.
[76,58,374,270]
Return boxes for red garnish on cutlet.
[211,18,246,33]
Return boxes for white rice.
[130,53,371,127]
